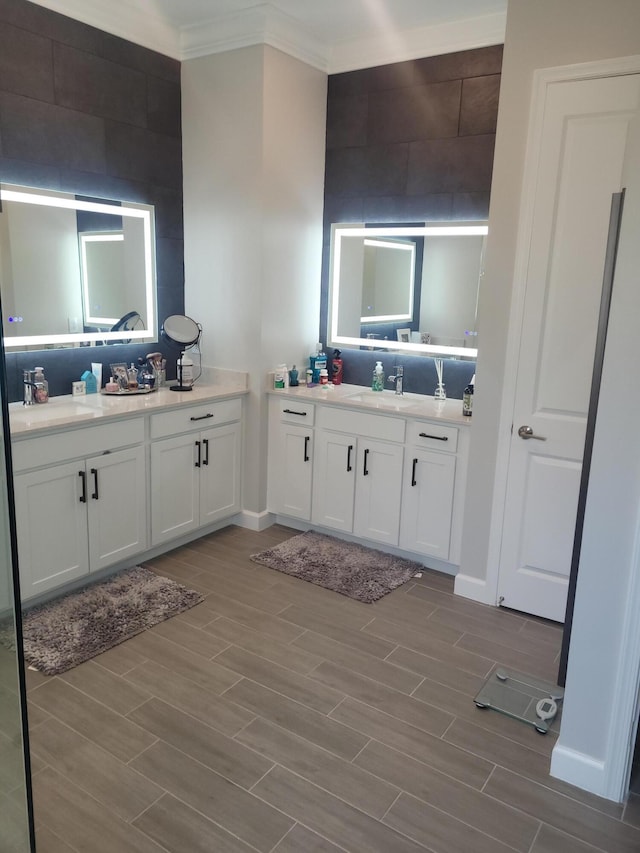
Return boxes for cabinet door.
[353,439,403,546]
[400,449,456,560]
[14,462,89,599]
[199,422,241,525]
[278,425,313,520]
[151,434,199,545]
[312,430,355,532]
[87,446,147,572]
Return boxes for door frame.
[474,53,640,802]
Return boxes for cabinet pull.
[78,470,87,503]
[203,438,209,466]
[411,458,418,487]
[304,435,310,462]
[347,444,353,472]
[283,408,307,417]
[419,432,448,442]
[195,440,201,468]
[91,467,99,500]
[363,448,369,476]
[190,413,214,421]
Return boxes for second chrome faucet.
[388,365,404,395]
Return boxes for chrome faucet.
[23,370,37,406]
[388,365,404,395]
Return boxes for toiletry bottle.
[127,363,139,390]
[177,354,194,387]
[289,365,299,387]
[306,368,314,386]
[331,349,343,385]
[319,368,329,385]
[463,374,475,417]
[372,361,385,392]
[274,365,286,389]
[311,343,326,384]
[33,367,48,403]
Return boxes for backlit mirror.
[0,183,157,350]
[328,222,487,359]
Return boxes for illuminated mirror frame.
[0,185,157,349]
[360,237,416,323]
[329,223,488,359]
[79,231,124,327]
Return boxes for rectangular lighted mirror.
[329,222,488,359]
[0,183,157,350]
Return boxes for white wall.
[182,45,326,515]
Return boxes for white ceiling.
[28,0,507,72]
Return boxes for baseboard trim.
[454,572,493,604]
[550,744,607,798]
[239,510,276,532]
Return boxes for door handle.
[90,467,99,500]
[304,435,310,462]
[517,425,547,441]
[347,444,353,472]
[190,413,214,421]
[283,408,307,417]
[195,440,201,467]
[363,448,369,476]
[411,457,418,487]
[78,470,87,503]
[203,438,209,466]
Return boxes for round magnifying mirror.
[162,314,200,347]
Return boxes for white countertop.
[10,381,248,437]
[268,383,471,425]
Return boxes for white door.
[498,73,640,621]
[312,430,356,532]
[279,424,313,520]
[353,439,403,546]
[199,422,241,525]
[151,434,199,545]
[87,446,147,572]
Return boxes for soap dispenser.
[372,361,385,392]
[33,367,49,403]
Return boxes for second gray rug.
[250,531,422,603]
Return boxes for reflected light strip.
[4,330,151,348]
[0,189,149,219]
[80,233,124,328]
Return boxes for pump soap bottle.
[372,361,385,392]
[331,349,343,385]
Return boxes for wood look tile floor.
[24,525,640,853]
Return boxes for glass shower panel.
[0,360,34,848]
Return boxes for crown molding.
[180,3,329,71]
[27,0,182,58]
[27,1,506,73]
[328,12,507,74]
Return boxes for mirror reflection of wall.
[361,238,416,321]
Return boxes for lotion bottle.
[372,361,385,391]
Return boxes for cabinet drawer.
[406,420,458,453]
[12,418,144,471]
[277,399,315,425]
[150,397,242,438]
[317,406,405,443]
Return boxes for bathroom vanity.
[267,384,470,573]
[9,383,246,601]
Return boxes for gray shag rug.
[250,531,422,603]
[13,566,204,676]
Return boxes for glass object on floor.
[474,667,564,734]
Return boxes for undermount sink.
[344,391,419,409]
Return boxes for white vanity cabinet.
[399,421,458,560]
[13,419,147,599]
[150,399,242,545]
[267,400,315,520]
[312,407,405,546]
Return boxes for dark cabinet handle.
[419,432,448,442]
[203,438,209,466]
[190,413,214,421]
[78,470,87,503]
[347,444,353,472]
[195,440,201,468]
[91,468,99,500]
[411,458,418,487]
[363,448,369,476]
[283,408,307,417]
[304,435,310,462]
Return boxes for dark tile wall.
[0,0,184,401]
[321,45,502,398]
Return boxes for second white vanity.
[267,383,470,573]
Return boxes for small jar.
[319,369,329,385]
[105,376,120,393]
[306,368,314,386]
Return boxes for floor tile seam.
[531,822,612,853]
[209,648,347,714]
[93,654,151,677]
[325,688,453,740]
[277,608,379,641]
[381,787,535,853]
[146,621,234,662]
[249,763,432,848]
[442,721,555,765]
[217,633,332,679]
[490,766,638,828]
[126,788,167,826]
[428,603,528,638]
[37,821,84,853]
[267,822,351,853]
[526,821,542,853]
[453,630,560,665]
[386,642,495,683]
